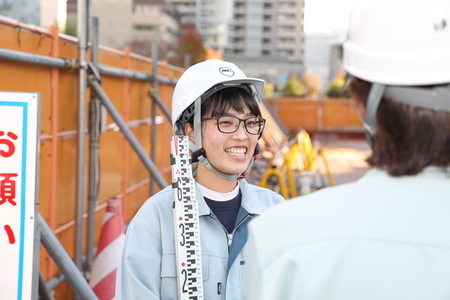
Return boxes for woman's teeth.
[226,148,246,155]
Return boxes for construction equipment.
[259,129,334,199]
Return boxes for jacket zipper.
[210,214,251,252]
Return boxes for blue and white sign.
[0,92,40,300]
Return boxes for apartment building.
[67,0,180,60]
[165,0,305,84]
[302,29,348,95]
[64,0,304,84]
[303,32,332,94]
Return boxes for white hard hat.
[172,59,264,134]
[344,0,450,86]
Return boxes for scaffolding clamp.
[87,61,101,84]
[149,87,159,97]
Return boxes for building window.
[167,27,178,37]
[133,24,158,31]
[134,4,160,15]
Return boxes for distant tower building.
[166,0,232,53]
[0,0,67,31]
[303,32,332,95]
[165,0,305,86]
[329,29,348,82]
[66,0,180,60]
[302,30,348,96]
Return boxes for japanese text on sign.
[0,92,39,300]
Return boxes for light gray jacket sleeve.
[116,220,162,300]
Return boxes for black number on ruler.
[179,223,186,246]
[176,178,182,201]
[181,269,188,293]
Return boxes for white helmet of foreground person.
[343,0,450,141]
[172,59,265,180]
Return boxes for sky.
[303,0,359,34]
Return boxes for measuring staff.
[170,135,204,299]
[116,59,285,300]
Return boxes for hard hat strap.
[198,155,240,181]
[384,84,450,113]
[360,83,450,149]
[193,97,202,150]
[366,83,386,136]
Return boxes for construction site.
[0,13,370,300]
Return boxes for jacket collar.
[238,179,271,215]
[195,179,269,216]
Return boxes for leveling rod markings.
[170,135,204,300]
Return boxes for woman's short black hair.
[200,86,261,118]
[180,86,262,135]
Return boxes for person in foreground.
[116,59,285,299]
[244,0,450,299]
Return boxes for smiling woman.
[186,87,263,185]
[116,59,285,300]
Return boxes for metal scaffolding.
[0,4,176,297]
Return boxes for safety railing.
[267,97,364,134]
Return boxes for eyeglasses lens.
[217,116,264,134]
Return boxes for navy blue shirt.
[205,191,242,233]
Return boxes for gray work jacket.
[116,179,285,299]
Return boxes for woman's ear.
[184,123,195,143]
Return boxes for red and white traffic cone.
[89,198,125,300]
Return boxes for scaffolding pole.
[75,0,89,271]
[86,16,101,276]
[0,48,178,84]
[39,214,98,300]
[0,48,76,69]
[88,75,168,189]
[150,93,172,121]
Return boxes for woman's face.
[195,106,260,177]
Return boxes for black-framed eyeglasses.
[201,115,266,135]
